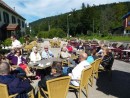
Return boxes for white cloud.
[4,0,129,22]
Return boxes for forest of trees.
[30,2,130,37]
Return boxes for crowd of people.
[0,35,115,97]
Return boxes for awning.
[1,24,20,31]
[6,24,20,31]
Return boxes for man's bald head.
[0,62,10,75]
[79,52,88,62]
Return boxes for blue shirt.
[86,56,94,64]
[41,50,54,59]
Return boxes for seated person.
[86,54,94,64]
[68,52,90,86]
[29,47,41,62]
[10,35,22,49]
[66,43,73,53]
[38,61,63,91]
[0,54,9,63]
[7,49,33,76]
[100,47,114,70]
[41,45,54,59]
[60,47,76,66]
[92,49,98,60]
[96,43,104,57]
[76,43,84,51]
[0,62,32,97]
[60,47,71,59]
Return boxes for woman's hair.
[14,49,21,55]
[32,47,37,52]
[92,49,97,55]
[52,61,62,74]
[103,47,109,55]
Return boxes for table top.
[108,47,115,50]
[122,50,130,52]
[28,58,62,69]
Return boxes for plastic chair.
[38,76,71,98]
[69,66,93,98]
[0,83,18,98]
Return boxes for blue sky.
[4,0,129,23]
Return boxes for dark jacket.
[101,52,114,70]
[0,75,32,98]
[38,73,62,91]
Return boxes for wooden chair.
[0,83,18,98]
[93,58,102,79]
[69,66,93,98]
[0,83,34,98]
[28,89,34,98]
[89,61,96,86]
[38,76,71,98]
[29,41,37,47]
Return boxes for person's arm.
[7,52,14,60]
[49,50,54,57]
[42,51,47,59]
[29,52,35,62]
[60,52,66,58]
[37,53,41,61]
[21,57,27,64]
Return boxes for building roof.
[0,0,25,20]
[122,12,130,19]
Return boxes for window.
[17,19,21,26]
[3,11,9,23]
[12,16,16,23]
[128,21,130,26]
[22,21,25,28]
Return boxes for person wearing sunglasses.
[7,49,33,76]
[41,45,54,59]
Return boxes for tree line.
[29,2,130,37]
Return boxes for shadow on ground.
[96,70,130,98]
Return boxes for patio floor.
[67,60,130,98]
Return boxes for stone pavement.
[36,40,130,98]
[66,60,130,98]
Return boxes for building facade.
[122,12,130,34]
[0,0,26,40]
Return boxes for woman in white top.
[29,47,41,62]
[60,47,71,59]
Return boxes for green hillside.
[30,2,130,37]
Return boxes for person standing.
[10,35,22,49]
